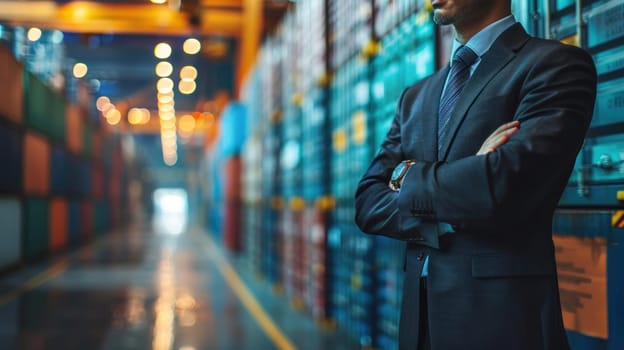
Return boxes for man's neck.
[455,12,511,43]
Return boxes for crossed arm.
[355,45,597,238]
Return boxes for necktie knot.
[453,45,478,68]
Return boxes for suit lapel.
[438,23,530,160]
[410,66,448,161]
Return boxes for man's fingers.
[492,120,520,136]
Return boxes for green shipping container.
[23,72,66,144]
[94,200,109,234]
[0,198,22,269]
[24,72,51,135]
[49,91,66,143]
[24,197,49,261]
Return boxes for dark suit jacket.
[355,23,597,350]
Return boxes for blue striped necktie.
[438,45,478,150]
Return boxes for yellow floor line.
[204,234,297,350]
[0,260,68,307]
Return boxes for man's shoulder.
[521,36,594,64]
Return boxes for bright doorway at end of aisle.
[153,188,189,235]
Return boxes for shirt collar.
[450,15,517,66]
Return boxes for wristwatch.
[389,160,416,191]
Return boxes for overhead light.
[73,62,88,78]
[157,77,174,93]
[105,109,121,125]
[96,96,110,111]
[183,38,201,55]
[178,80,196,95]
[178,114,195,133]
[155,61,173,77]
[151,0,166,3]
[179,66,197,81]
[27,27,42,42]
[159,111,175,121]
[51,30,64,44]
[128,108,150,125]
[154,42,172,59]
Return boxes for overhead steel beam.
[0,0,244,37]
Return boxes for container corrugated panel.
[281,208,297,298]
[24,72,51,136]
[224,200,242,251]
[23,132,50,195]
[49,91,66,144]
[328,219,377,347]
[304,204,331,321]
[49,198,68,251]
[81,200,93,239]
[109,198,121,229]
[224,157,242,251]
[23,197,49,260]
[586,1,624,50]
[243,203,263,274]
[374,235,405,349]
[0,198,22,269]
[80,160,92,197]
[0,123,22,193]
[224,157,242,200]
[280,109,303,200]
[68,200,81,244]
[261,206,283,284]
[328,0,373,68]
[50,146,67,195]
[64,154,80,197]
[82,124,93,158]
[301,88,330,200]
[91,128,103,161]
[92,165,104,199]
[94,200,108,234]
[0,45,23,124]
[219,103,248,158]
[553,209,624,350]
[65,104,83,155]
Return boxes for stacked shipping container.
[0,43,127,272]
[545,1,624,349]
[238,0,624,349]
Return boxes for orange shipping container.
[0,45,24,124]
[92,129,102,160]
[66,104,83,154]
[23,132,50,195]
[49,198,68,251]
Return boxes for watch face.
[391,162,406,182]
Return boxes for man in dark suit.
[354,0,597,349]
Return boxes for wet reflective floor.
[0,220,358,350]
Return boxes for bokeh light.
[183,38,201,55]
[73,63,88,78]
[154,43,172,59]
[179,66,198,81]
[155,61,173,77]
[178,80,196,95]
[27,28,42,42]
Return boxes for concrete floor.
[0,218,359,350]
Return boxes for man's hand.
[476,120,520,155]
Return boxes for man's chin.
[433,12,455,25]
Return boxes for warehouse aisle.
[0,216,358,350]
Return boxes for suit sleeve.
[397,45,597,230]
[354,87,441,241]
